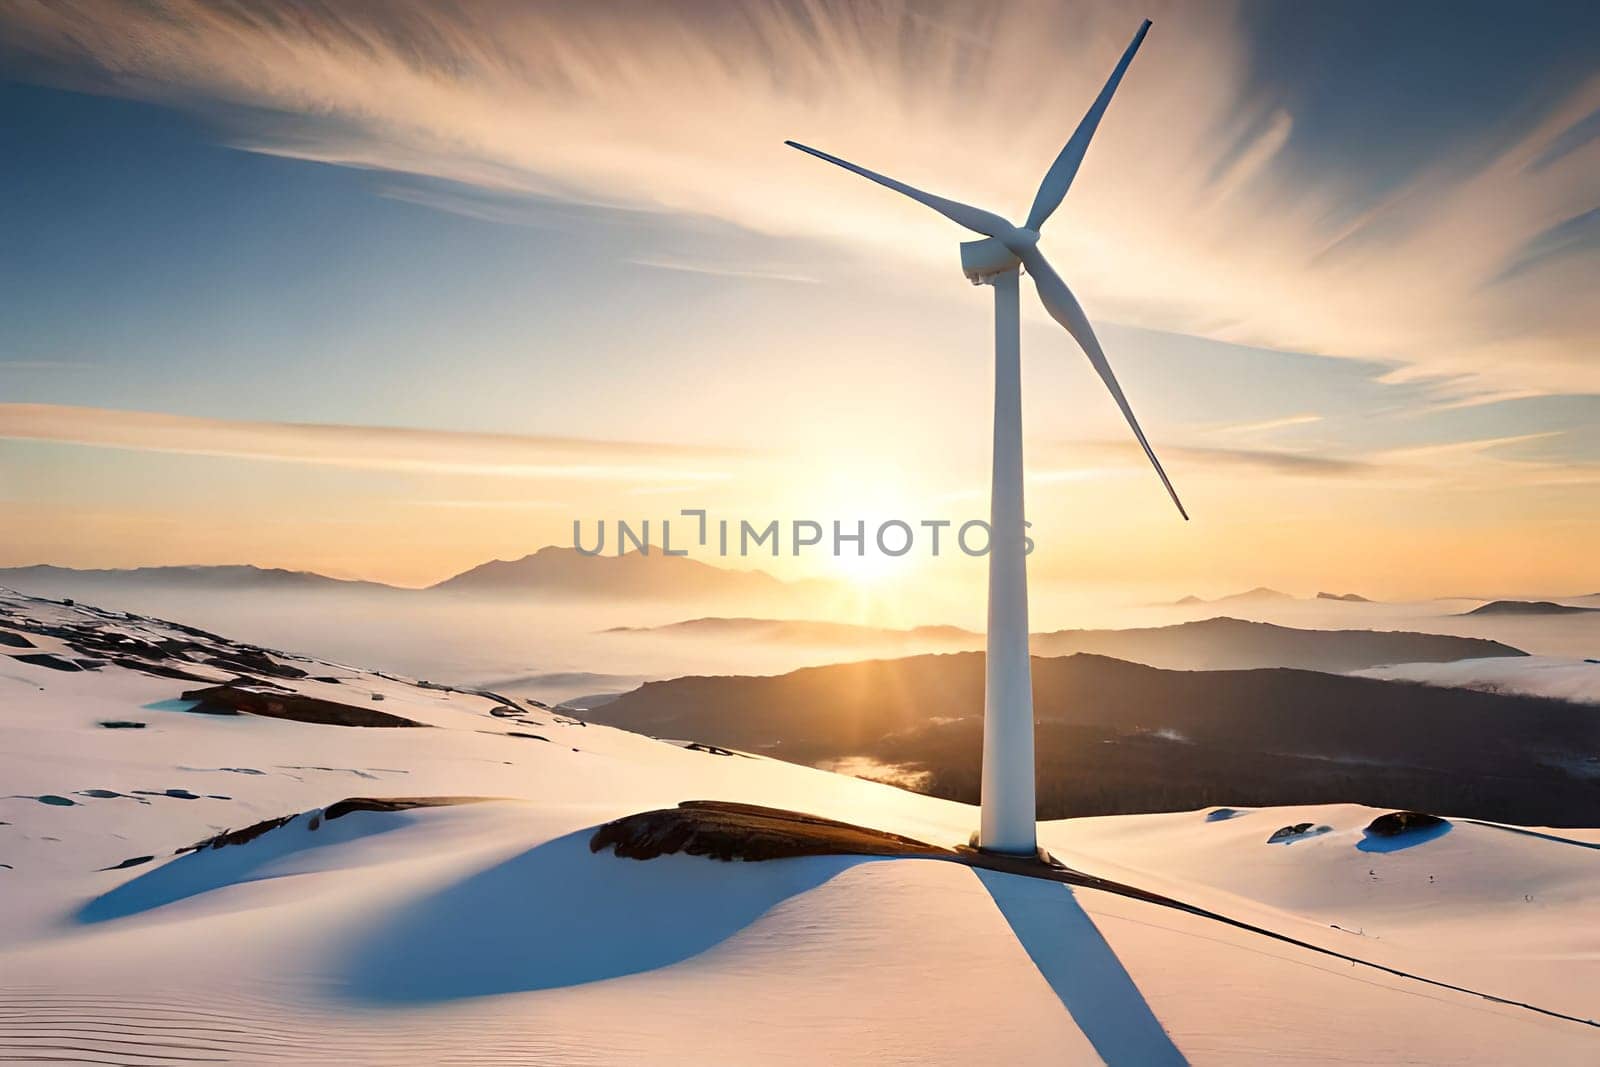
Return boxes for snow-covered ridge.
[2,589,1597,1064]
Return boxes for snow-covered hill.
[1,590,1596,1064]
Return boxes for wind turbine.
[786,18,1185,857]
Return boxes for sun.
[828,544,915,585]
[795,466,930,587]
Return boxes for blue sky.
[0,0,1596,598]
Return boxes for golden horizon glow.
[1,2,1595,609]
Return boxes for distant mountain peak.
[430,545,827,604]
[1316,591,1371,602]
[1235,586,1292,600]
[1173,587,1293,606]
[1462,600,1600,617]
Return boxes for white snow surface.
[1,590,1597,1064]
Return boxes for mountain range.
[0,548,828,604]
[613,615,1522,673]
[1174,587,1374,606]
[432,546,826,602]
[1028,616,1518,671]
[605,616,977,645]
[0,563,394,593]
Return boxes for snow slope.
[1,590,1596,1064]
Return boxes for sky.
[0,0,1597,610]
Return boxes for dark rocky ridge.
[593,652,1600,826]
[612,614,1517,673]
[1029,616,1520,672]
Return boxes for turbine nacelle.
[960,228,1038,284]
[959,236,1020,285]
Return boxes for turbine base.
[968,832,1059,866]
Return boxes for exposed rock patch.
[114,658,218,683]
[1267,822,1331,844]
[10,652,85,672]
[178,813,296,853]
[175,796,489,856]
[685,742,739,756]
[200,648,309,680]
[0,603,315,686]
[179,683,427,728]
[591,800,954,862]
[1366,810,1447,837]
[322,796,485,821]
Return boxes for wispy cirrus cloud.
[0,0,1595,398]
[1171,445,1370,478]
[1205,413,1325,436]
[1060,429,1600,492]
[625,257,820,285]
[1067,440,1372,480]
[0,404,739,483]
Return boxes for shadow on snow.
[340,829,1188,1055]
[976,868,1187,1066]
[1356,821,1453,853]
[90,809,1187,1052]
[340,830,867,1003]
[79,810,419,923]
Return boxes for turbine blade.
[1023,19,1152,232]
[784,140,1010,238]
[1017,244,1188,520]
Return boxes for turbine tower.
[786,18,1186,856]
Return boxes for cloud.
[1529,105,1600,172]
[1172,445,1369,478]
[1206,413,1324,436]
[1070,440,1370,480]
[1374,430,1564,463]
[0,404,738,482]
[2,1,1596,395]
[1365,432,1600,492]
[1492,206,1600,284]
[1045,431,1600,491]
[625,257,820,285]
